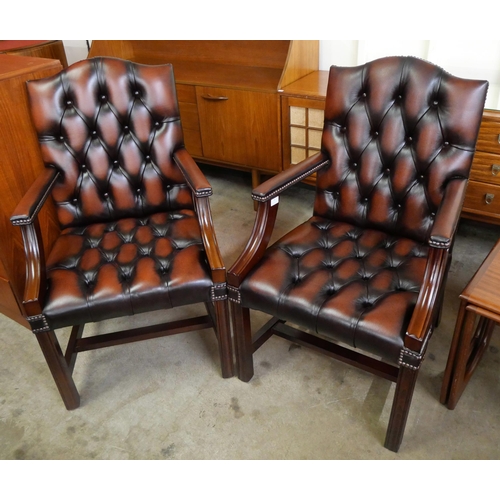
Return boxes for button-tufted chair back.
[27,57,191,229]
[315,56,486,243]
[11,57,233,411]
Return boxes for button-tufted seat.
[228,56,488,452]
[11,57,233,410]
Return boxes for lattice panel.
[290,106,323,164]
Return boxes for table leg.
[440,299,467,405]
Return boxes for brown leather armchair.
[11,57,233,410]
[228,56,488,452]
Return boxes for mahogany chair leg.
[230,301,254,382]
[214,300,234,378]
[384,365,419,452]
[35,330,80,410]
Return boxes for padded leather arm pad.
[428,178,468,249]
[251,152,330,202]
[173,148,213,198]
[10,168,59,226]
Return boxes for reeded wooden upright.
[441,238,500,409]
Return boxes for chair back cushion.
[315,56,488,243]
[27,57,192,228]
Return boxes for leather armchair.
[228,56,488,452]
[11,57,233,409]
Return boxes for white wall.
[63,40,500,109]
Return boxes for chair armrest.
[228,153,330,288]
[194,196,226,284]
[172,149,225,282]
[428,178,468,249]
[405,178,467,350]
[10,168,59,316]
[173,148,212,198]
[251,152,330,202]
[405,246,449,353]
[11,168,59,226]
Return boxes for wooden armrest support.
[428,178,467,249]
[10,168,58,316]
[405,246,449,352]
[227,199,279,287]
[172,149,225,282]
[194,196,226,284]
[173,148,212,198]
[405,178,467,348]
[11,168,59,226]
[251,152,330,202]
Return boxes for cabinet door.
[196,87,281,172]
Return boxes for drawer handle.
[202,94,229,101]
[492,164,500,176]
[485,193,495,205]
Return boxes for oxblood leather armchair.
[11,57,233,410]
[228,56,488,452]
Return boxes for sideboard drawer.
[463,179,500,219]
[470,151,500,185]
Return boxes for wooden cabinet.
[0,40,68,68]
[87,40,319,185]
[0,54,63,327]
[462,110,500,224]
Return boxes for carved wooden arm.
[405,178,468,353]
[10,168,59,317]
[173,148,225,284]
[228,152,330,288]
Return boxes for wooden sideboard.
[88,40,319,187]
[0,54,63,327]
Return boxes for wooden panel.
[470,151,500,185]
[278,41,319,89]
[476,110,500,155]
[196,87,281,172]
[176,84,202,157]
[0,54,62,326]
[176,83,197,103]
[0,40,68,68]
[91,40,291,69]
[88,40,135,60]
[280,70,329,98]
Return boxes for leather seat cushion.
[240,216,428,363]
[43,209,213,329]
